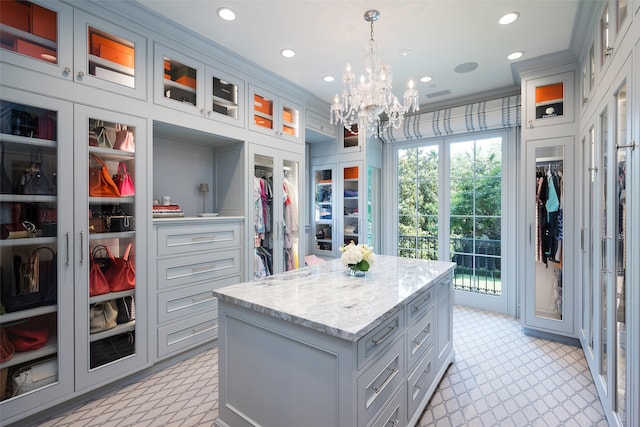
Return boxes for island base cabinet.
[216,275,454,427]
[217,306,349,427]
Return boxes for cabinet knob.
[63,67,71,76]
[77,71,85,80]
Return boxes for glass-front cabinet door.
[0,89,74,421]
[249,85,302,143]
[73,10,146,100]
[0,0,73,79]
[250,146,303,279]
[341,162,361,246]
[73,106,147,391]
[312,165,336,257]
[524,136,575,336]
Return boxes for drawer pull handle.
[192,323,214,334]
[192,235,215,242]
[192,293,215,303]
[412,294,431,312]
[412,323,431,346]
[373,325,397,346]
[192,265,214,273]
[373,367,398,394]
[413,362,432,394]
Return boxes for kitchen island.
[213,256,456,427]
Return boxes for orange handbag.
[89,154,120,197]
[105,242,135,292]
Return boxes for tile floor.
[37,306,608,427]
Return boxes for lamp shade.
[199,183,209,193]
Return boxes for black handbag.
[17,149,56,196]
[116,296,135,324]
[90,332,134,369]
[1,247,57,312]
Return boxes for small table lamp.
[199,183,209,213]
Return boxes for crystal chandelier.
[330,9,419,138]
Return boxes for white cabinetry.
[153,44,245,127]
[249,85,302,143]
[0,89,149,423]
[0,88,74,424]
[250,145,304,279]
[153,217,243,360]
[311,165,336,257]
[0,0,147,100]
[73,104,148,391]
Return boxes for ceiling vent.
[426,90,452,98]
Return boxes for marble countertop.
[214,255,456,341]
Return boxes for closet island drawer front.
[370,384,406,427]
[406,286,433,326]
[358,311,403,369]
[157,249,241,290]
[407,346,436,419]
[157,311,218,358]
[357,337,404,426]
[157,222,241,256]
[406,308,434,372]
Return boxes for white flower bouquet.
[339,241,375,273]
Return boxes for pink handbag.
[113,124,135,152]
[114,162,135,196]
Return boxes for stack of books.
[152,204,184,218]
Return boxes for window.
[397,145,439,260]
[449,137,502,295]
[395,134,503,296]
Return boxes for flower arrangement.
[339,241,375,274]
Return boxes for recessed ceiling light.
[419,76,432,83]
[507,51,524,60]
[499,11,519,25]
[217,7,236,21]
[399,49,411,57]
[323,75,335,82]
[280,48,295,58]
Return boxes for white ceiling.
[135,0,581,109]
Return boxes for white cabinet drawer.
[157,249,241,290]
[157,222,241,256]
[407,346,436,420]
[368,384,405,427]
[358,337,404,426]
[406,287,433,326]
[157,275,240,324]
[406,308,434,373]
[358,311,403,369]
[157,311,218,358]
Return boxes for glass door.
[74,106,147,391]
[251,148,303,279]
[524,136,575,335]
[341,163,360,246]
[0,90,73,418]
[312,166,335,257]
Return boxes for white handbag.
[12,358,57,396]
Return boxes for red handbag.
[90,246,111,296]
[6,320,49,352]
[113,162,135,196]
[105,243,135,292]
